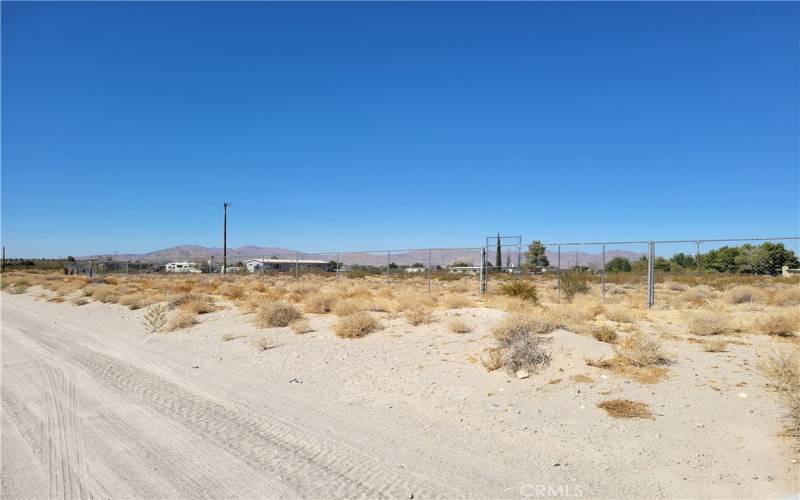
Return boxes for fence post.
[479,247,486,295]
[427,248,432,293]
[601,243,606,301]
[557,245,561,303]
[647,241,655,308]
[336,252,340,285]
[295,253,299,281]
[695,241,701,277]
[386,250,390,287]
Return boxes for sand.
[2,290,798,498]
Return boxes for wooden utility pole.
[223,202,230,275]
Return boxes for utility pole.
[1,246,4,272]
[223,202,230,275]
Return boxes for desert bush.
[760,350,800,441]
[686,311,731,336]
[168,311,198,331]
[142,304,168,333]
[501,333,551,373]
[179,295,216,315]
[597,399,653,419]
[616,332,671,367]
[499,281,537,302]
[593,326,618,344]
[119,292,150,310]
[7,284,29,294]
[289,319,313,334]
[332,297,369,316]
[603,305,639,323]
[255,301,304,328]
[442,294,473,309]
[723,285,766,305]
[674,285,715,307]
[404,304,434,326]
[752,311,799,337]
[333,312,380,338]
[770,287,800,307]
[448,318,472,333]
[561,272,589,300]
[304,291,338,313]
[217,282,245,300]
[481,347,504,371]
[702,340,727,352]
[492,313,557,344]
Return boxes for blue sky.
[2,2,798,258]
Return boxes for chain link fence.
[61,236,799,306]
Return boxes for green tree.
[524,241,549,272]
[604,257,632,272]
[631,256,648,273]
[654,257,671,272]
[702,246,740,273]
[670,252,696,270]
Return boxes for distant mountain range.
[81,245,646,268]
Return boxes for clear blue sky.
[2,2,798,258]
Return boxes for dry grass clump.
[603,305,640,323]
[217,282,246,300]
[675,285,715,307]
[592,326,618,344]
[289,319,312,334]
[72,297,89,306]
[571,374,594,383]
[751,310,799,337]
[723,285,766,305]
[561,271,590,300]
[404,304,434,326]
[179,294,216,315]
[333,312,380,339]
[442,294,474,309]
[597,399,653,419]
[304,291,338,313]
[501,334,551,374]
[770,287,800,307]
[332,297,369,316]
[119,292,151,310]
[255,300,304,328]
[702,340,727,353]
[168,311,198,331]
[481,347,504,371]
[492,313,558,343]
[587,332,671,383]
[499,281,537,302]
[448,318,472,333]
[760,350,800,442]
[686,311,731,336]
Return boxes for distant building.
[166,262,201,273]
[245,258,330,273]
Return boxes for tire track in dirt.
[27,331,456,498]
[37,360,90,500]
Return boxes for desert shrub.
[752,311,799,337]
[217,282,245,300]
[333,312,380,338]
[289,319,312,334]
[119,292,151,310]
[667,282,687,291]
[561,272,589,300]
[770,287,800,307]
[686,311,731,336]
[616,332,671,367]
[179,295,216,314]
[499,281,537,302]
[7,284,29,294]
[675,286,715,307]
[760,350,800,441]
[168,311,198,331]
[597,399,653,419]
[72,297,89,306]
[492,313,557,344]
[255,301,304,327]
[442,294,473,309]
[593,326,618,344]
[142,304,168,333]
[333,298,369,316]
[723,285,765,305]
[603,305,640,323]
[404,304,434,326]
[304,292,338,313]
[448,318,472,333]
[501,333,551,373]
[481,347,504,371]
[702,340,727,352]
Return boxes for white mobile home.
[165,261,201,273]
[245,258,330,273]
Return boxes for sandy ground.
[2,290,798,499]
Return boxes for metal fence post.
[295,253,299,281]
[601,243,606,302]
[479,247,486,295]
[336,252,340,284]
[696,241,701,277]
[647,241,655,308]
[427,248,432,293]
[386,250,391,287]
[557,245,561,303]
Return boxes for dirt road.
[1,296,513,498]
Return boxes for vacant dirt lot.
[2,273,799,498]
